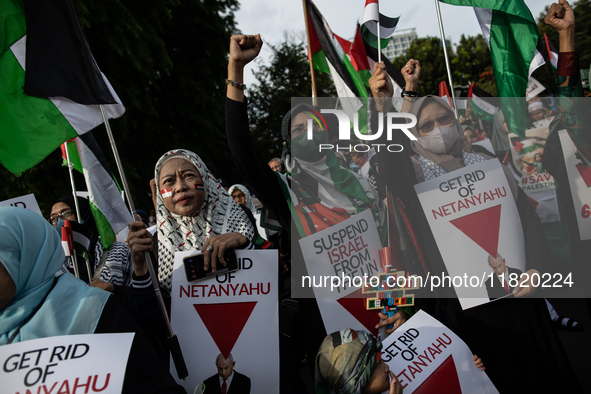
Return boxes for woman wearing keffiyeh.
[127,149,256,293]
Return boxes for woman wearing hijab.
[229,184,259,214]
[315,328,401,394]
[49,195,132,293]
[0,207,185,393]
[224,34,393,394]
[229,184,272,249]
[127,149,256,294]
[225,34,385,249]
[369,59,582,393]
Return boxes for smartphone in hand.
[182,248,238,282]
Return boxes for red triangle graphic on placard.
[576,164,591,188]
[193,302,257,358]
[336,289,380,337]
[449,204,501,257]
[414,355,462,394]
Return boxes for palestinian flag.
[0,0,125,175]
[361,30,405,111]
[439,81,454,108]
[61,218,99,281]
[468,84,498,122]
[440,0,544,138]
[62,133,132,249]
[360,0,399,49]
[61,223,74,258]
[544,33,558,73]
[362,31,405,89]
[306,0,368,99]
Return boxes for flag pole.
[63,142,83,224]
[434,0,458,118]
[302,0,318,106]
[99,105,188,380]
[63,142,82,279]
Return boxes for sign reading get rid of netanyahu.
[382,310,499,394]
[414,159,526,310]
[0,333,134,394]
[171,250,279,394]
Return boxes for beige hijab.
[408,96,466,182]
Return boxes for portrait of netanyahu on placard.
[485,253,523,300]
[203,353,251,394]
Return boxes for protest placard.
[171,250,279,393]
[508,126,560,224]
[414,159,526,309]
[299,209,387,339]
[382,310,498,393]
[559,129,591,240]
[0,333,134,394]
[0,193,42,216]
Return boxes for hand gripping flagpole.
[434,0,459,118]
[99,105,189,380]
[63,142,83,279]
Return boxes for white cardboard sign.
[414,159,526,309]
[0,333,134,394]
[382,310,498,393]
[299,209,386,340]
[0,193,42,216]
[559,129,591,240]
[171,250,279,393]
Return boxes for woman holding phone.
[127,149,256,294]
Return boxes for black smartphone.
[182,248,238,282]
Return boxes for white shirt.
[219,372,234,391]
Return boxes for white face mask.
[417,125,459,154]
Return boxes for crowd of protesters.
[1,0,590,393]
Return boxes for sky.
[233,0,555,87]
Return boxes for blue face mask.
[54,218,78,236]
[349,162,360,172]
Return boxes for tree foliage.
[0,0,240,214]
[247,34,336,162]
[389,35,494,96]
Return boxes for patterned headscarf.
[154,150,255,291]
[315,328,382,394]
[228,184,259,214]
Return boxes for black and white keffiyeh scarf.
[155,149,255,291]
[417,150,488,181]
[228,184,259,214]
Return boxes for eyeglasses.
[418,113,455,134]
[48,210,74,226]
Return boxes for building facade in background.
[383,28,417,60]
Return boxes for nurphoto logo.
[308,109,418,153]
